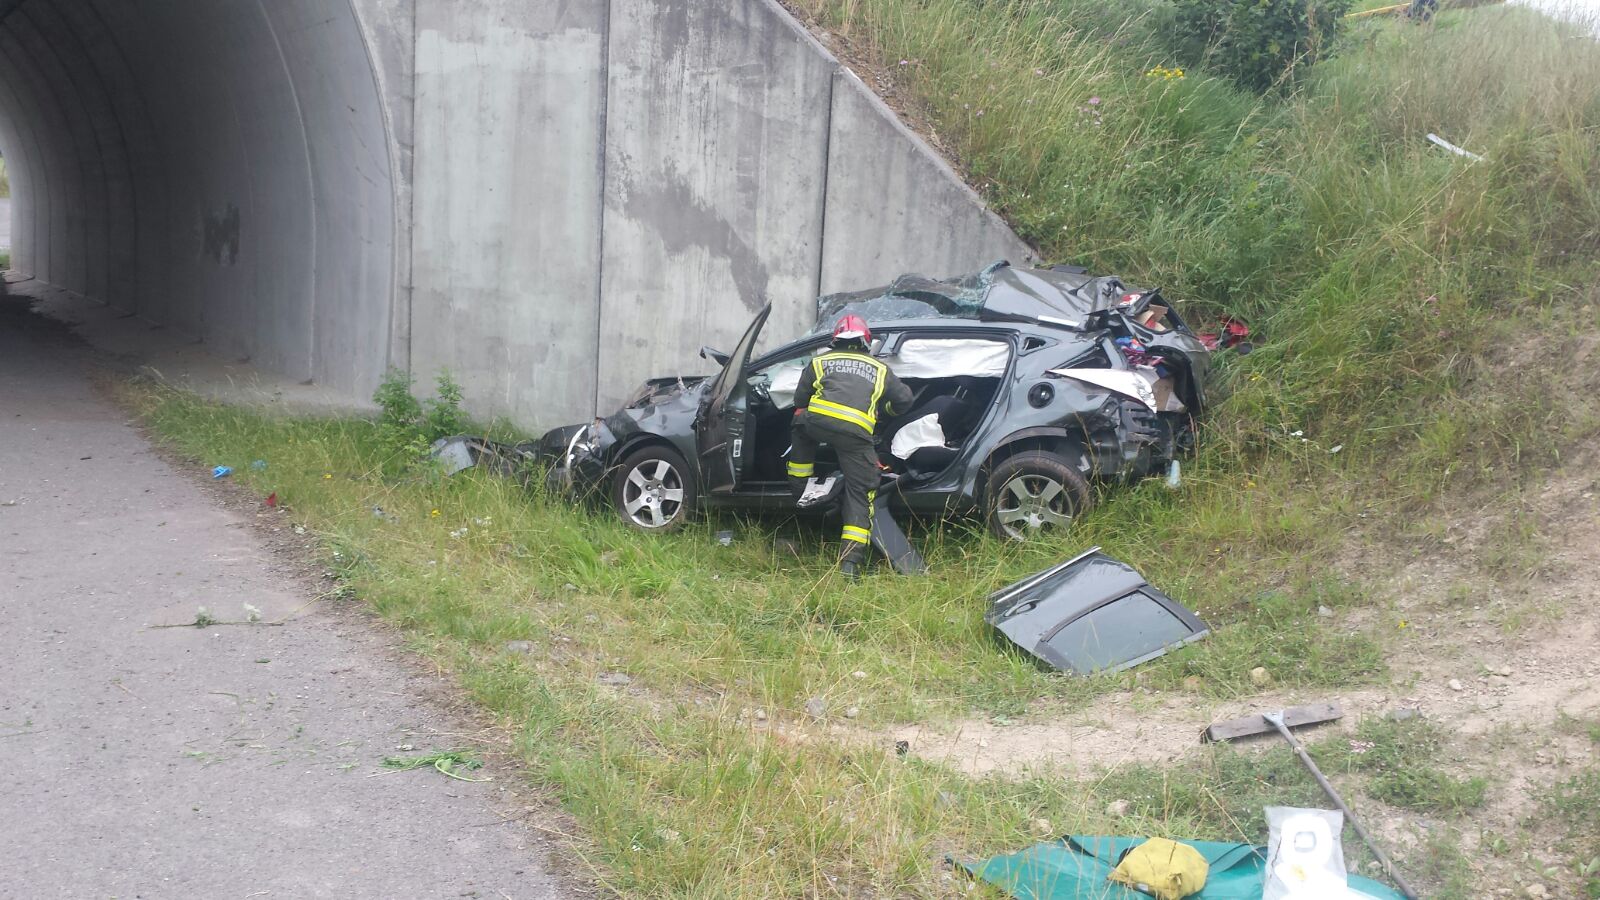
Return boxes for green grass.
[0,156,9,199]
[126,0,1600,894]
[1313,717,1488,814]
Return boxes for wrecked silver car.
[537,261,1212,540]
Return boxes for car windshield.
[811,262,1134,334]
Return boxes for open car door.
[695,304,771,495]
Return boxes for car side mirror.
[699,345,730,366]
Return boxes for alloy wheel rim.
[622,458,685,528]
[994,473,1073,540]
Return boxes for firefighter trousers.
[787,413,879,549]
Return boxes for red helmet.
[832,314,871,344]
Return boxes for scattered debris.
[894,740,909,756]
[596,672,633,687]
[1317,604,1334,618]
[1266,807,1352,898]
[429,435,538,477]
[1203,702,1343,743]
[1426,132,1484,162]
[961,832,1405,900]
[986,547,1209,674]
[264,492,277,508]
[844,706,860,719]
[754,708,768,722]
[1105,799,1131,817]
[1207,706,1418,899]
[1108,836,1208,900]
[210,465,232,479]
[1448,678,1464,692]
[1383,707,1421,722]
[250,459,267,471]
[804,696,828,719]
[715,530,734,547]
[1249,666,1273,687]
[378,749,488,783]
[503,640,535,654]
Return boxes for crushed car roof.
[811,260,1137,334]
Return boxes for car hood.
[812,260,1133,333]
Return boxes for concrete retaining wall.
[0,0,1032,429]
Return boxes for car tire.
[612,446,697,532]
[985,449,1092,541]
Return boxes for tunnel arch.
[0,0,398,396]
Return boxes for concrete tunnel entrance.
[0,0,1033,429]
[0,0,399,398]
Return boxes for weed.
[1167,0,1354,93]
[1314,717,1488,813]
[372,369,470,469]
[380,749,488,782]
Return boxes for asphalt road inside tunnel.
[0,299,575,897]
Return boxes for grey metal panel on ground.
[596,0,834,411]
[411,0,605,428]
[262,0,396,396]
[818,69,1035,295]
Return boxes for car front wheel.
[985,449,1092,541]
[612,446,697,531]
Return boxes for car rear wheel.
[612,446,697,531]
[985,450,1092,541]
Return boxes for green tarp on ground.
[961,835,1407,899]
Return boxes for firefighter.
[787,314,913,580]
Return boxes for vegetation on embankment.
[131,2,1600,896]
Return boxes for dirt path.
[0,297,581,897]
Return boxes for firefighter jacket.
[793,347,913,435]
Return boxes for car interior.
[739,334,1013,487]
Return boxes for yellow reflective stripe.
[866,488,876,519]
[786,461,814,477]
[841,525,871,544]
[811,357,825,396]
[868,363,888,416]
[809,397,875,430]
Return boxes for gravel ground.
[0,293,582,898]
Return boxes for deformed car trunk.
[986,547,1209,674]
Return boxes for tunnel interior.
[0,0,397,396]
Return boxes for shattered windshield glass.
[811,261,1135,333]
[810,262,1003,334]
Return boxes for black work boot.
[838,545,867,582]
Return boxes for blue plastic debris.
[211,465,233,479]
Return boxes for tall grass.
[129,2,1600,895]
[0,156,9,199]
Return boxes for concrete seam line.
[256,0,319,383]
[812,66,835,303]
[592,0,614,419]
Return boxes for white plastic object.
[1264,807,1350,900]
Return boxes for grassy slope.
[130,3,1600,896]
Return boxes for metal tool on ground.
[1204,703,1419,900]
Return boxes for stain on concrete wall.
[201,204,240,265]
[412,0,1031,425]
